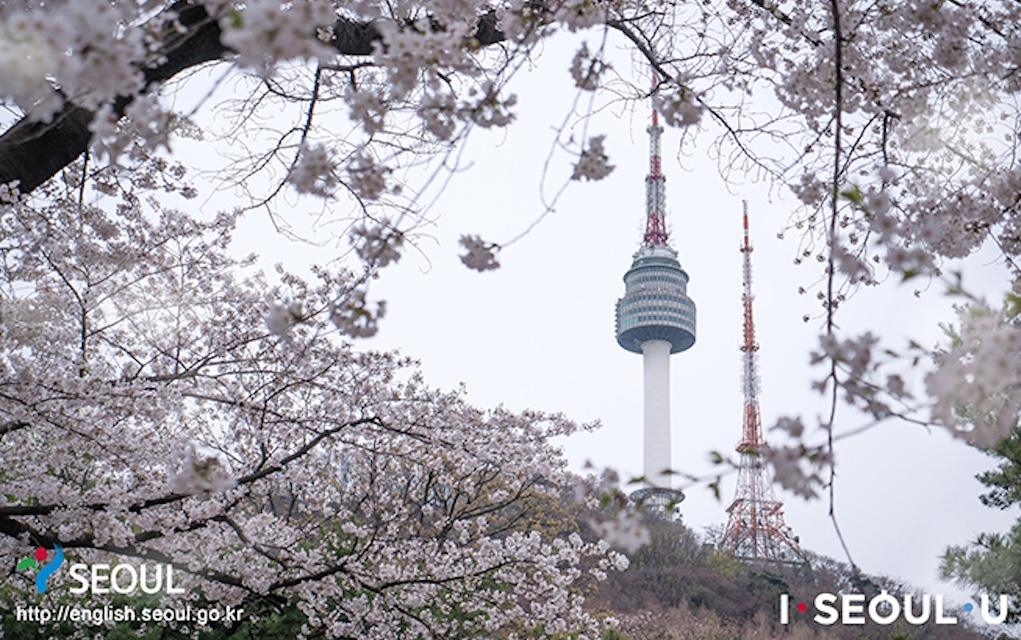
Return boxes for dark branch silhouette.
[0,1,507,194]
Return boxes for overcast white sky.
[174,32,1017,602]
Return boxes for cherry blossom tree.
[0,159,627,638]
[1,0,1020,576]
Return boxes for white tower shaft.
[642,339,672,487]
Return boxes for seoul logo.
[16,542,185,596]
[16,544,64,593]
[780,592,1011,626]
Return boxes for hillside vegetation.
[588,515,994,640]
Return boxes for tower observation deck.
[614,97,696,513]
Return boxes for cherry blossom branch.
[0,2,511,194]
[606,18,778,179]
[825,0,858,572]
[0,511,286,600]
[0,416,384,518]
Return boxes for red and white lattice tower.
[720,202,807,565]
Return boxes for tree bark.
[0,1,506,195]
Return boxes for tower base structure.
[721,456,807,565]
[630,486,685,520]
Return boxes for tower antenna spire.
[721,201,807,565]
[644,72,668,246]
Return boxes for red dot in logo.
[33,547,47,562]
[796,602,808,613]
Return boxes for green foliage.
[839,184,864,204]
[942,428,1021,622]
[703,549,742,580]
[943,526,1021,604]
[976,429,1021,510]
[1007,293,1021,320]
[938,290,1021,619]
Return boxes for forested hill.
[588,516,993,640]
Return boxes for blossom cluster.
[927,304,1021,448]
[570,42,609,91]
[0,0,146,122]
[459,234,501,271]
[1,0,1020,558]
[289,143,338,197]
[219,0,336,75]
[572,135,615,181]
[0,174,620,638]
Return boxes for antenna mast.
[720,202,807,565]
[643,73,668,246]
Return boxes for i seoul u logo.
[16,544,64,593]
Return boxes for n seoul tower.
[614,94,696,513]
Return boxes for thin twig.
[826,0,857,572]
